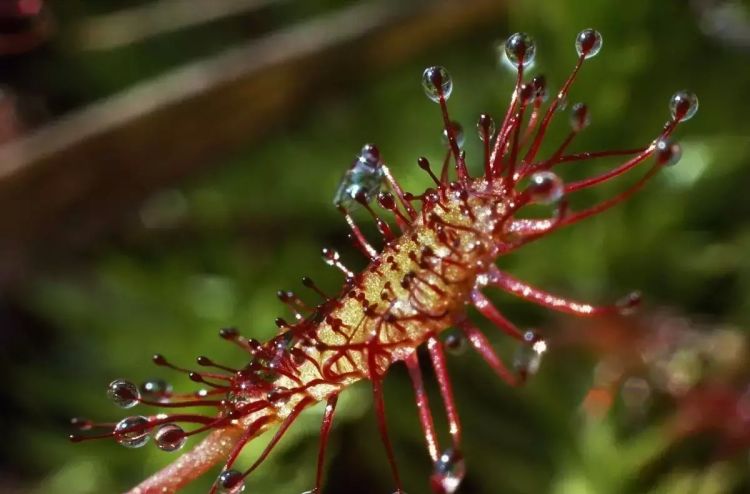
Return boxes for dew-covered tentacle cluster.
[72,28,698,494]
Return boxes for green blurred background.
[1,1,749,493]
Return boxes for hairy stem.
[127,425,264,493]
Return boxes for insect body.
[72,29,697,494]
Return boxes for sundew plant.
[10,3,750,494]
[69,27,700,494]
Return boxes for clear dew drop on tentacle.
[503,32,536,67]
[217,469,246,493]
[443,330,467,355]
[431,448,466,494]
[333,144,385,209]
[526,171,565,205]
[114,415,150,448]
[422,65,453,103]
[519,82,535,104]
[140,378,172,401]
[532,75,547,102]
[669,90,699,122]
[514,330,547,379]
[476,113,495,142]
[153,423,187,452]
[575,28,603,59]
[655,138,682,166]
[569,103,590,132]
[107,379,140,409]
[442,121,465,149]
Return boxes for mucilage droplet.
[443,330,467,355]
[569,102,590,132]
[669,90,699,122]
[575,28,603,59]
[140,378,172,401]
[154,423,187,452]
[114,415,150,448]
[217,469,245,493]
[527,171,565,205]
[431,448,466,494]
[107,379,140,409]
[504,32,536,67]
[476,113,495,142]
[514,330,547,380]
[655,138,682,166]
[422,66,453,103]
[532,75,547,101]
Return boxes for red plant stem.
[470,289,524,340]
[563,119,677,193]
[486,265,623,316]
[543,147,647,168]
[561,162,662,226]
[547,130,577,166]
[206,416,275,494]
[439,150,452,185]
[315,393,340,492]
[139,398,223,408]
[523,55,585,163]
[458,319,518,387]
[370,346,404,492]
[405,353,440,462]
[381,164,418,219]
[341,209,377,260]
[565,147,655,193]
[242,398,314,477]
[490,63,524,177]
[436,95,469,184]
[520,99,543,148]
[482,127,492,179]
[505,99,529,190]
[427,335,462,449]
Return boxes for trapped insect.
[70,29,698,494]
